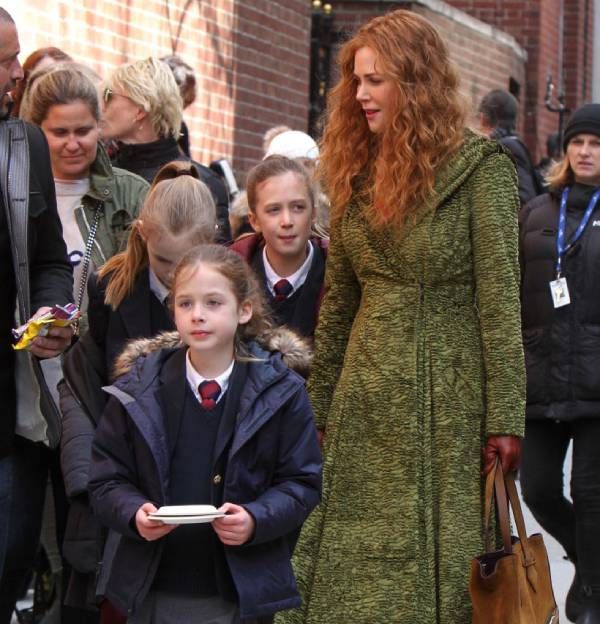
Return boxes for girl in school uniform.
[88,244,322,623]
[230,156,328,339]
[58,161,217,616]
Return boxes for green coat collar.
[86,143,115,202]
[423,128,507,214]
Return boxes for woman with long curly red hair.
[279,9,525,624]
[10,46,71,117]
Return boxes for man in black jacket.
[0,9,73,621]
[479,89,544,207]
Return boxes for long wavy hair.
[10,47,72,118]
[320,9,466,228]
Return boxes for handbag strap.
[505,471,539,589]
[505,473,534,560]
[483,459,512,554]
[73,199,103,333]
[484,461,541,591]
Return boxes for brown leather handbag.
[469,460,559,623]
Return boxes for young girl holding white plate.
[89,245,321,623]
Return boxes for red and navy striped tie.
[198,380,221,411]
[273,279,293,302]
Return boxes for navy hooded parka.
[88,340,321,619]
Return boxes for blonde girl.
[88,161,216,369]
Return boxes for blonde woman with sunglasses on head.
[100,57,231,242]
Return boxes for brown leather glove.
[482,435,522,476]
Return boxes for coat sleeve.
[243,387,322,545]
[88,396,148,541]
[27,125,73,311]
[518,197,537,301]
[193,162,231,244]
[59,379,95,499]
[470,151,526,437]
[59,331,109,498]
[501,137,541,206]
[307,213,361,430]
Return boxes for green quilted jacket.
[279,129,525,624]
[76,143,148,270]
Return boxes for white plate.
[152,505,219,516]
[148,512,225,525]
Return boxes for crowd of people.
[0,5,599,624]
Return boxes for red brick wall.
[333,0,411,33]
[412,5,526,128]
[10,0,311,179]
[332,2,526,132]
[445,0,594,159]
[231,2,311,174]
[563,0,595,111]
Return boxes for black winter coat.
[491,129,542,207]
[89,339,321,618]
[520,184,600,420]
[61,268,175,502]
[0,123,72,456]
[87,268,174,375]
[112,136,231,242]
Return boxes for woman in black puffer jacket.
[519,103,600,624]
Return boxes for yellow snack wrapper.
[12,303,80,351]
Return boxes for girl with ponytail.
[57,161,216,617]
[90,160,216,369]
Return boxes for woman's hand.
[213,502,256,546]
[135,502,177,541]
[482,435,522,476]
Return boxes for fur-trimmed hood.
[112,326,312,381]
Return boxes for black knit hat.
[563,103,600,150]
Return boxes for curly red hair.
[10,47,72,118]
[320,10,466,228]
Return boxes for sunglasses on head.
[102,86,114,105]
[102,87,129,105]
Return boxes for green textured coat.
[279,131,526,624]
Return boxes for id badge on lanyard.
[549,276,570,308]
[550,186,600,308]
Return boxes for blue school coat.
[88,341,322,619]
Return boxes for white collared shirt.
[185,350,234,405]
[148,267,170,305]
[263,242,314,297]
